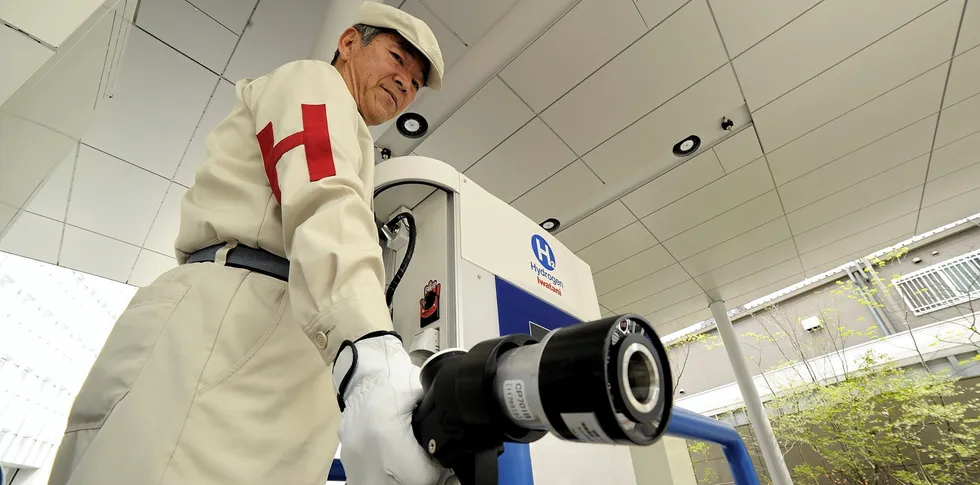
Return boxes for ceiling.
[2,0,980,336]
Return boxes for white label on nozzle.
[561,413,615,444]
[503,380,535,421]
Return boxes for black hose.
[385,212,416,308]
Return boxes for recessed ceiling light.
[397,112,428,139]
[540,218,560,232]
[672,135,701,157]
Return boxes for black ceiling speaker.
[672,135,701,157]
[397,112,428,138]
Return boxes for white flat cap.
[356,2,444,90]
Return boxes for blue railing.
[328,406,761,485]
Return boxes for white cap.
[356,2,444,90]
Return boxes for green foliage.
[768,351,980,485]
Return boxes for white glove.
[332,332,449,485]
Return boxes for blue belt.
[186,244,290,281]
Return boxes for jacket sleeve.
[241,60,392,366]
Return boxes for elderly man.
[48,3,446,485]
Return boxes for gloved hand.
[332,332,451,485]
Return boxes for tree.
[665,332,722,394]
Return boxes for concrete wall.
[670,225,980,398]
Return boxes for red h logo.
[256,104,336,203]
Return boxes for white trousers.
[48,262,340,485]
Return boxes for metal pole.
[709,300,793,485]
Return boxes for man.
[48,3,447,485]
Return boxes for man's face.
[343,31,426,126]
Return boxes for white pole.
[709,300,793,485]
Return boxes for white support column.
[709,300,793,485]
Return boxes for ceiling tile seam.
[133,25,222,77]
[132,0,144,25]
[710,147,726,173]
[646,304,706,329]
[172,77,225,180]
[803,231,916,271]
[609,279,698,313]
[217,1,261,77]
[415,0,471,47]
[575,62,730,160]
[630,0,649,30]
[786,171,926,232]
[530,0,694,116]
[94,11,121,111]
[492,0,585,76]
[797,208,920,260]
[703,3,749,102]
[921,180,980,209]
[496,155,584,205]
[137,185,174,251]
[61,221,144,249]
[726,0,827,62]
[620,199,710,296]
[695,246,802,293]
[79,142,173,183]
[576,229,651,269]
[628,158,730,220]
[595,256,675,297]
[109,7,134,89]
[684,234,796,280]
[932,95,980,149]
[763,60,953,156]
[403,76,499,156]
[141,246,177,260]
[174,180,190,190]
[56,142,83,266]
[21,154,64,217]
[616,238,803,308]
[183,0,238,35]
[752,0,956,113]
[913,0,968,235]
[2,112,78,149]
[775,110,940,187]
[619,285,703,314]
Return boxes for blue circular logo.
[531,234,556,271]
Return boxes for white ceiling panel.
[187,0,257,33]
[706,257,804,302]
[128,249,177,287]
[415,77,533,172]
[84,28,217,178]
[593,244,674,295]
[144,183,188,257]
[733,0,945,109]
[713,128,763,174]
[753,0,960,150]
[59,225,141,283]
[934,89,980,147]
[464,119,576,203]
[584,67,741,185]
[25,146,76,222]
[222,0,329,81]
[922,159,980,207]
[174,79,238,187]
[577,222,658,273]
[727,272,807,309]
[420,0,517,45]
[0,212,63,264]
[401,0,467,70]
[786,154,928,234]
[928,130,980,180]
[645,296,711,331]
[799,213,917,270]
[66,145,170,246]
[766,63,946,184]
[511,161,604,224]
[694,239,798,292]
[541,0,727,155]
[500,0,647,112]
[137,0,239,73]
[619,278,703,315]
[777,115,936,212]
[620,151,725,218]
[662,191,784,261]
[374,184,436,219]
[794,187,921,254]
[640,159,774,241]
[0,203,15,235]
[917,186,980,232]
[680,218,793,277]
[555,201,635,252]
[944,46,980,108]
[957,0,980,54]
[634,0,688,29]
[0,116,76,209]
[599,263,692,311]
[708,0,819,57]
[0,24,53,107]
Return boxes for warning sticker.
[502,380,535,421]
[561,413,615,444]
